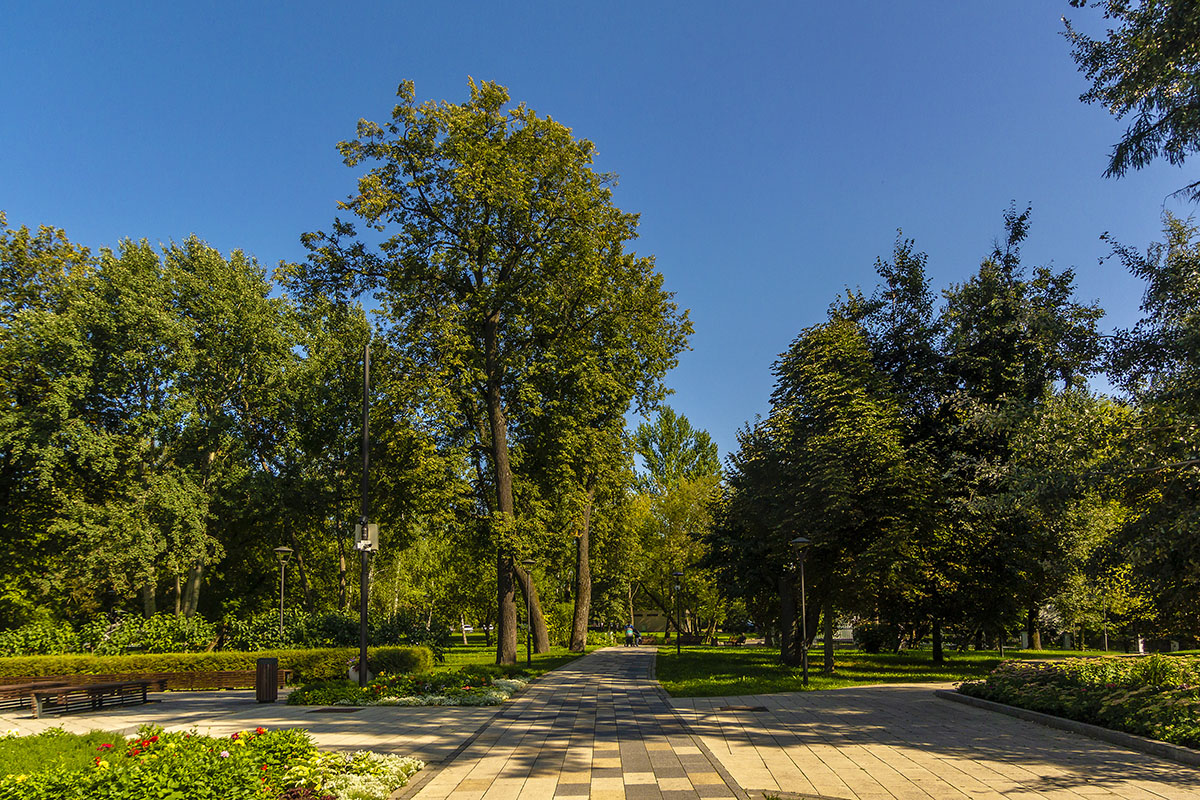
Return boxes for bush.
[0,645,432,684]
[0,614,217,657]
[587,629,618,647]
[959,655,1200,749]
[0,622,81,657]
[853,622,899,654]
[0,725,422,799]
[222,610,450,661]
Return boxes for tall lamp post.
[273,546,293,638]
[523,559,536,666]
[790,537,810,687]
[671,570,685,656]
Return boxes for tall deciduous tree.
[287,79,690,663]
[1107,214,1200,635]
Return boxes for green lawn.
[436,634,594,677]
[654,644,1117,697]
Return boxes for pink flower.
[219,750,230,758]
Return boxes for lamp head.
[273,546,294,565]
[789,536,810,553]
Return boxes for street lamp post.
[790,537,810,688]
[273,546,294,638]
[523,559,535,666]
[671,570,685,656]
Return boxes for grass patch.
[0,729,124,775]
[654,645,1117,697]
[436,636,593,678]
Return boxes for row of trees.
[711,208,1200,664]
[0,80,710,664]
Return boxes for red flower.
[96,744,113,750]
[261,765,269,771]
[231,732,240,740]
[255,727,266,735]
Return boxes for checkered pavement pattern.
[411,647,746,800]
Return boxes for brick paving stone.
[408,648,745,799]
[673,683,1200,800]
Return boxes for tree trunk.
[514,564,550,652]
[485,312,518,664]
[141,583,156,618]
[173,575,181,616]
[822,599,835,674]
[182,563,203,617]
[483,605,493,648]
[569,489,595,652]
[496,552,517,664]
[1027,605,1042,650]
[779,573,798,666]
[336,522,349,611]
[460,614,469,646]
[287,533,314,613]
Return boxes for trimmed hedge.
[0,646,433,684]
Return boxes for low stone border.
[936,689,1200,768]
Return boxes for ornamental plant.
[0,725,422,800]
[959,655,1200,749]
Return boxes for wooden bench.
[0,681,70,711]
[677,633,704,646]
[32,678,168,718]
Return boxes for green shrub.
[222,610,450,660]
[959,655,1200,748]
[0,645,432,683]
[287,679,369,706]
[0,623,81,657]
[0,725,422,799]
[852,623,899,654]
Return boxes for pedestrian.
[625,623,635,647]
[633,627,641,646]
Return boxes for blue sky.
[2,2,1193,458]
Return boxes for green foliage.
[0,729,124,776]
[852,623,901,654]
[0,646,430,683]
[286,78,691,663]
[0,725,422,800]
[78,614,217,656]
[633,406,721,490]
[221,610,448,659]
[0,623,82,657]
[1064,0,1200,200]
[960,655,1200,747]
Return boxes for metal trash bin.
[256,657,279,703]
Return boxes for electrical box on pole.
[353,523,379,552]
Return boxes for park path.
[408,646,747,800]
[673,683,1200,800]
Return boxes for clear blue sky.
[2,2,1193,459]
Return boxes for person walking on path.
[624,623,635,647]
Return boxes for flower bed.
[957,654,1200,749]
[287,668,528,707]
[0,725,422,799]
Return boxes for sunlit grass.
[436,633,594,677]
[655,645,1121,697]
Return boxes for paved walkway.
[5,647,1200,799]
[411,647,744,800]
[673,684,1200,800]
